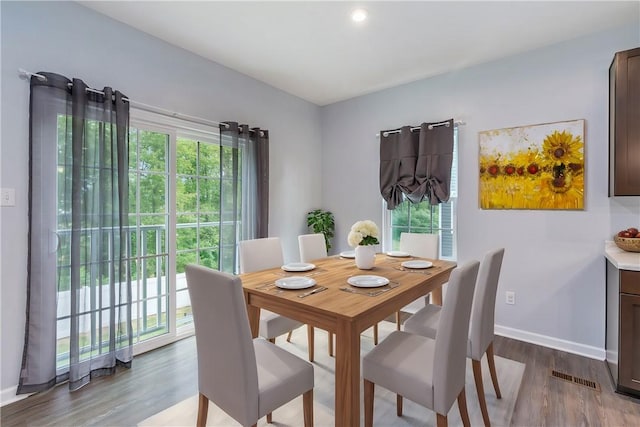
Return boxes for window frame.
[128,109,225,355]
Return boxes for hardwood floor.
[2,326,639,426]
[493,335,640,426]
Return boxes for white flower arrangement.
[348,220,380,247]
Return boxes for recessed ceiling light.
[351,8,368,23]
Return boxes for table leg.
[335,318,360,427]
[431,287,443,306]
[247,305,260,338]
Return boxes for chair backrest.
[468,248,505,360]
[298,233,328,262]
[185,264,259,426]
[238,237,284,273]
[432,260,479,415]
[399,232,439,259]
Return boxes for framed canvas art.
[479,119,585,210]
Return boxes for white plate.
[401,260,433,269]
[275,276,317,290]
[281,262,316,272]
[387,251,410,258]
[340,250,356,259]
[347,275,390,288]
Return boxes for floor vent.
[550,369,601,391]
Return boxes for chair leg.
[328,332,334,357]
[436,413,448,427]
[396,394,403,416]
[266,412,272,423]
[307,325,315,362]
[364,379,375,427]
[286,330,293,342]
[457,388,471,427]
[196,393,209,427]
[373,323,379,345]
[486,342,502,398]
[395,311,401,330]
[268,338,275,344]
[472,359,491,427]
[303,389,314,427]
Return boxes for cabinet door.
[610,47,640,196]
[619,292,640,392]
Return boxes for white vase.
[355,245,376,270]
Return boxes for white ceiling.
[79,1,639,106]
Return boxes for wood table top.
[241,253,456,326]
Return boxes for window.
[382,127,458,260]
[55,109,248,365]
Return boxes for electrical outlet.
[0,188,15,207]
[505,291,515,305]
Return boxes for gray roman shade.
[380,119,454,209]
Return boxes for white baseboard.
[495,324,606,360]
[1,386,31,407]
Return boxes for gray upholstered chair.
[404,248,505,427]
[396,232,439,328]
[363,261,479,427]
[239,237,315,361]
[298,233,334,357]
[185,264,314,427]
[298,233,327,263]
[371,232,440,344]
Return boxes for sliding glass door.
[55,110,234,365]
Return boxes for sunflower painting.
[479,119,585,210]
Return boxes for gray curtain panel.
[18,72,132,394]
[379,126,419,210]
[413,119,454,205]
[219,122,269,273]
[380,120,454,209]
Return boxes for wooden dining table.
[240,253,456,427]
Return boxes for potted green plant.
[306,209,335,252]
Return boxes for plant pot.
[355,245,376,270]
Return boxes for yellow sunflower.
[541,130,583,166]
[537,170,584,210]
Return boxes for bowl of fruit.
[614,227,640,252]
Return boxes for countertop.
[605,241,640,271]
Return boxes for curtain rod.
[18,68,228,129]
[377,120,465,138]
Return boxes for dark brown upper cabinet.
[609,47,640,196]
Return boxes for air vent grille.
[550,369,600,391]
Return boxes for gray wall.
[0,1,322,396]
[320,24,640,356]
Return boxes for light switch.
[1,188,16,207]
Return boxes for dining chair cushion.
[362,331,436,409]
[255,338,314,418]
[403,304,442,339]
[260,309,304,339]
